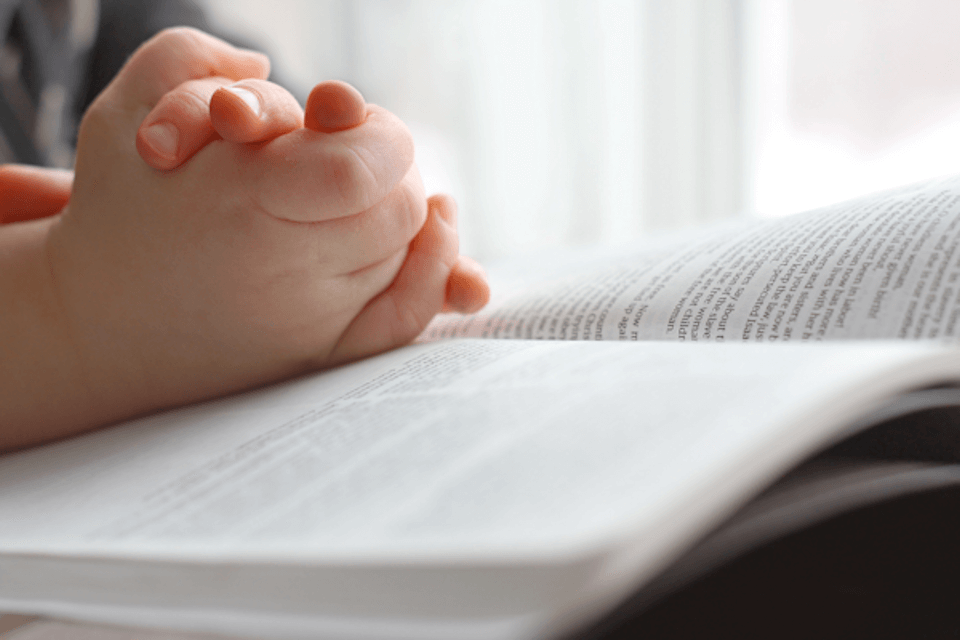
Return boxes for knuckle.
[133,27,207,73]
[77,99,115,141]
[149,27,204,51]
[330,146,378,213]
[154,83,213,121]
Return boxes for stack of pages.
[4,176,960,638]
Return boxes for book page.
[2,340,959,639]
[426,176,960,343]
[0,340,953,558]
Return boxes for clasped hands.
[0,28,488,450]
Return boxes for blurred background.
[201,0,960,262]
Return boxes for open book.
[4,177,960,639]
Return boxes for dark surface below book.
[582,486,960,639]
[572,405,960,640]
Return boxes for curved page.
[0,340,958,639]
[427,176,960,344]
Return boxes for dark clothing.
[0,0,214,167]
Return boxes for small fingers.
[234,104,415,220]
[137,77,232,171]
[139,78,305,171]
[329,193,460,364]
[0,165,73,224]
[444,256,491,314]
[213,79,364,145]
[305,81,367,133]
[250,165,427,277]
[310,165,427,274]
[210,80,304,143]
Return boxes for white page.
[426,175,960,343]
[0,339,954,561]
[3,340,960,640]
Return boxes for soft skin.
[0,28,488,451]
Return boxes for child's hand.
[134,75,489,316]
[0,28,486,449]
[0,76,489,317]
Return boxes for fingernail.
[225,85,262,117]
[142,122,179,159]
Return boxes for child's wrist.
[0,218,104,449]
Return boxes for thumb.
[305,80,368,133]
